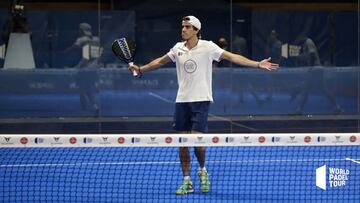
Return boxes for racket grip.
[128,62,138,77]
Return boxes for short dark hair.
[182,16,190,21]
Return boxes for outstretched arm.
[129,54,171,75]
[220,50,278,71]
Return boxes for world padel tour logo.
[179,137,188,143]
[131,137,140,143]
[316,165,350,190]
[83,137,93,144]
[272,136,281,143]
[225,137,234,143]
[35,137,44,144]
[317,136,326,142]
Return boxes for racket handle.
[128,62,138,77]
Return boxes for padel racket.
[112,37,138,77]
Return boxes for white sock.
[184,176,191,181]
[199,167,207,172]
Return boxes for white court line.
[1,158,357,168]
[208,114,258,131]
[0,161,179,168]
[345,158,360,165]
[148,92,173,104]
[148,92,258,131]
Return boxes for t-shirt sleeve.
[209,41,225,62]
[167,43,178,62]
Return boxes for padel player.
[129,16,278,195]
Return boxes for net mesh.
[1,133,359,203]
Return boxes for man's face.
[181,21,198,40]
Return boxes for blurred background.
[0,0,358,133]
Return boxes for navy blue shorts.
[173,101,210,133]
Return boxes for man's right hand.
[128,63,141,77]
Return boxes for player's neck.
[185,36,199,50]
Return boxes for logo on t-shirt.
[184,59,197,73]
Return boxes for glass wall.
[0,0,358,133]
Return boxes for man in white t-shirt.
[129,16,278,195]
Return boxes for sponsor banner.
[0,135,81,147]
[0,133,359,148]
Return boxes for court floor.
[1,146,359,203]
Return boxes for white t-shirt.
[167,40,224,103]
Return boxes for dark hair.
[182,16,190,21]
[182,16,201,39]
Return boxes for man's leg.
[179,146,191,177]
[176,131,194,195]
[194,146,206,168]
[192,131,206,168]
[192,131,210,193]
[190,102,211,193]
